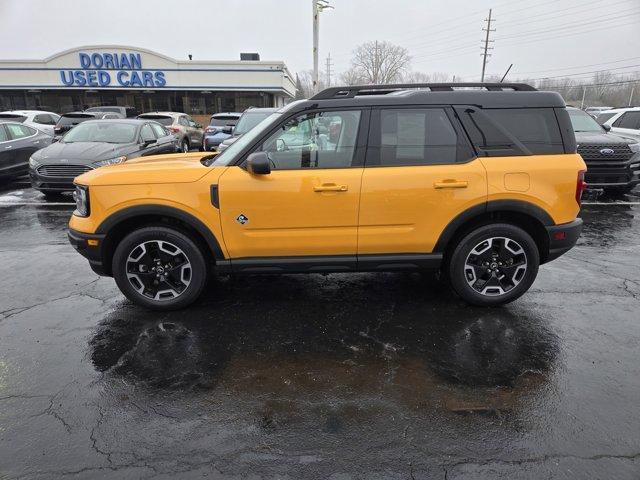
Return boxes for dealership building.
[0,45,296,117]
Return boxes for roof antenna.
[500,64,513,83]
[188,54,193,61]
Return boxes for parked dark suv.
[568,107,640,193]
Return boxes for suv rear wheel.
[180,139,189,153]
[112,226,207,310]
[448,224,540,306]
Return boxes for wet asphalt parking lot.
[0,180,639,479]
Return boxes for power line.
[494,9,639,42]
[528,65,640,82]
[511,56,640,76]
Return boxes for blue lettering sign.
[60,70,74,86]
[59,52,166,87]
[79,53,91,69]
[117,71,130,86]
[154,71,166,87]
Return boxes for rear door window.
[368,108,473,166]
[6,123,36,139]
[34,114,55,125]
[458,107,564,155]
[140,124,156,142]
[150,123,168,138]
[0,125,8,142]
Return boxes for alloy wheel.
[463,237,528,297]
[125,240,192,301]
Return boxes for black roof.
[305,83,565,109]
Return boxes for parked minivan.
[68,83,585,310]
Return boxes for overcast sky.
[0,0,638,83]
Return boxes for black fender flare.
[96,204,225,260]
[433,200,554,253]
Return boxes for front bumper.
[583,158,640,188]
[30,168,76,192]
[68,228,108,276]
[545,218,583,263]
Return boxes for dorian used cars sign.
[59,52,167,88]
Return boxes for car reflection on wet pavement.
[1,187,639,479]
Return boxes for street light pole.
[312,0,319,94]
[312,0,333,94]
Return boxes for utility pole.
[480,9,495,82]
[374,40,379,83]
[312,0,333,94]
[629,84,636,106]
[325,53,333,87]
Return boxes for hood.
[75,152,220,186]
[574,131,635,146]
[35,141,135,163]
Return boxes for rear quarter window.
[458,107,565,156]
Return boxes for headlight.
[29,156,41,169]
[92,155,127,168]
[629,143,640,153]
[73,185,90,217]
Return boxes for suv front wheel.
[112,226,207,310]
[448,224,540,306]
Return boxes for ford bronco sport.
[68,83,586,310]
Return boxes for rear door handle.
[5,145,13,149]
[434,180,468,189]
[314,183,348,192]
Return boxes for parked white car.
[597,107,640,140]
[0,110,60,136]
[585,106,613,118]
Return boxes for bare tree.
[345,40,411,84]
[400,71,453,84]
[295,70,327,99]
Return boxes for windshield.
[569,109,603,133]
[208,113,281,166]
[234,112,272,135]
[62,122,138,144]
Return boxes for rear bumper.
[545,218,583,263]
[68,228,108,276]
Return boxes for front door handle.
[314,183,348,192]
[434,180,468,189]
[5,145,13,149]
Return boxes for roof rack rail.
[310,82,537,100]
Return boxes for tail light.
[205,127,217,134]
[576,169,587,206]
[168,126,180,134]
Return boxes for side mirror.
[51,136,60,143]
[222,126,233,134]
[246,152,271,175]
[143,138,156,147]
[602,124,611,132]
[195,123,203,129]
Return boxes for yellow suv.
[68,83,586,310]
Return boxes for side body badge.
[236,214,249,225]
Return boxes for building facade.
[0,45,296,116]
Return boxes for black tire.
[180,139,189,153]
[112,226,208,310]
[447,223,540,307]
